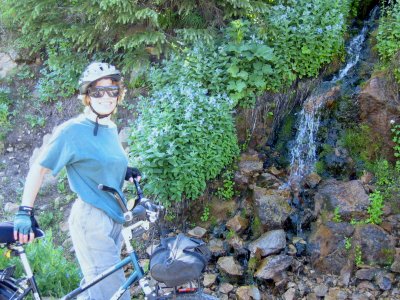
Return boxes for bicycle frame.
[4,219,156,300]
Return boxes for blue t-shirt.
[39,115,128,223]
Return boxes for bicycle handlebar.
[97,180,164,223]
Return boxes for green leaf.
[227,64,239,77]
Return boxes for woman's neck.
[86,111,112,125]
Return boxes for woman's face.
[88,78,119,115]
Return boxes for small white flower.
[390,119,395,125]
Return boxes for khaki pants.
[68,198,130,300]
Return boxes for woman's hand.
[13,208,34,243]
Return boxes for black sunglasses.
[88,86,120,98]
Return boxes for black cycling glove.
[125,167,141,181]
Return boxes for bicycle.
[0,181,218,300]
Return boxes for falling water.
[287,7,378,190]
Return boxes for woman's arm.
[14,162,51,243]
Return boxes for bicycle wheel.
[0,280,19,300]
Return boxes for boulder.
[208,238,226,257]
[305,172,321,189]
[252,186,293,231]
[238,152,264,177]
[236,286,261,300]
[254,254,293,281]
[256,172,282,189]
[217,256,243,277]
[226,215,249,234]
[358,73,400,160]
[247,229,286,257]
[353,224,396,267]
[187,226,207,238]
[307,221,354,274]
[314,179,370,220]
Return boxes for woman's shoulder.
[50,115,88,137]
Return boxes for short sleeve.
[39,126,74,176]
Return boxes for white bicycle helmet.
[78,62,121,95]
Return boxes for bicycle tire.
[172,292,218,300]
[0,280,19,300]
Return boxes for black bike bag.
[149,233,211,287]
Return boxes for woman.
[13,62,140,299]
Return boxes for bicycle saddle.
[0,222,45,244]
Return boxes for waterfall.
[287,7,378,190]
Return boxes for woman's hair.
[81,77,126,107]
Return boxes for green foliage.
[260,0,350,86]
[391,122,400,169]
[332,206,342,223]
[226,228,237,239]
[355,244,364,267]
[344,237,352,251]
[129,79,239,205]
[216,170,235,200]
[251,216,263,239]
[338,124,381,169]
[25,114,46,128]
[366,190,384,225]
[37,42,90,102]
[377,1,400,82]
[0,88,12,140]
[0,231,80,297]
[200,205,210,222]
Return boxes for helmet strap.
[88,102,115,136]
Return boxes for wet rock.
[307,221,354,274]
[187,226,207,238]
[292,236,307,256]
[359,73,399,159]
[323,147,355,178]
[254,254,293,281]
[353,224,396,267]
[203,274,217,288]
[252,186,293,230]
[209,238,226,257]
[268,166,285,177]
[238,152,264,176]
[256,172,282,189]
[236,285,261,300]
[217,256,243,276]
[247,229,286,257]
[305,172,321,189]
[306,293,318,300]
[314,179,370,220]
[226,215,249,234]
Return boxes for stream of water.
[287,7,378,191]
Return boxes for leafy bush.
[0,231,80,297]
[260,0,350,85]
[129,80,239,205]
[367,190,384,225]
[377,1,400,82]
